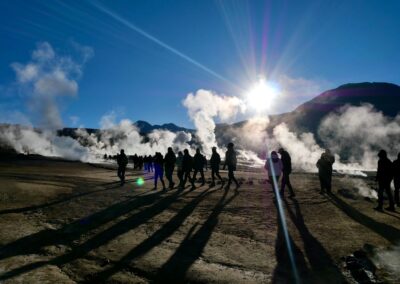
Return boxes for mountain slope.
[268,82,400,134]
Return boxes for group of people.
[116,145,400,212]
[116,142,239,190]
[264,148,296,198]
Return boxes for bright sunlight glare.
[246,78,279,112]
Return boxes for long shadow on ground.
[0,187,191,281]
[284,197,346,283]
[0,180,124,215]
[327,193,400,244]
[151,187,239,283]
[86,187,220,282]
[272,198,312,284]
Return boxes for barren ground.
[0,157,399,283]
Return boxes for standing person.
[223,142,239,189]
[393,152,400,207]
[181,149,194,189]
[176,151,184,188]
[316,149,335,194]
[265,151,283,190]
[164,147,176,189]
[117,149,128,186]
[192,148,206,187]
[375,150,395,211]
[149,155,152,173]
[203,154,208,171]
[210,146,223,187]
[278,148,295,197]
[153,152,166,191]
[144,156,149,172]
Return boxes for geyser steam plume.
[183,89,246,156]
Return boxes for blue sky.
[1,0,400,129]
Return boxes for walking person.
[210,146,223,187]
[164,147,176,189]
[265,151,283,192]
[117,149,128,186]
[181,149,194,189]
[176,151,184,188]
[192,148,206,187]
[316,149,335,194]
[374,150,395,211]
[278,148,295,197]
[393,152,400,207]
[153,152,166,191]
[223,142,239,189]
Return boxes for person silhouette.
[116,149,128,186]
[153,152,166,191]
[316,149,335,194]
[192,148,206,187]
[164,147,176,189]
[223,142,239,189]
[393,152,400,207]
[265,151,283,192]
[176,151,184,188]
[375,150,395,211]
[210,146,223,187]
[278,148,295,197]
[181,149,194,189]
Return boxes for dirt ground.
[0,157,399,283]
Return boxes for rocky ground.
[0,157,399,283]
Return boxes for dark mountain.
[56,121,194,138]
[267,82,400,134]
[134,120,194,134]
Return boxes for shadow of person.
[86,187,219,282]
[0,189,190,281]
[284,197,346,283]
[327,193,400,244]
[0,177,141,216]
[153,187,239,282]
[272,199,312,283]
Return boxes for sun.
[246,78,279,112]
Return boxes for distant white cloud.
[34,71,78,97]
[11,63,39,83]
[9,41,93,129]
[32,42,55,61]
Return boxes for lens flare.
[136,177,145,186]
[246,78,279,112]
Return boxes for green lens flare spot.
[136,177,145,186]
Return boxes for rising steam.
[1,42,400,176]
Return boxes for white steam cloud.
[183,89,246,155]
[2,43,399,174]
[0,125,89,161]
[319,104,400,169]
[10,41,92,130]
[373,243,400,282]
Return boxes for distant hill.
[267,82,400,135]
[134,120,194,134]
[56,121,194,138]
